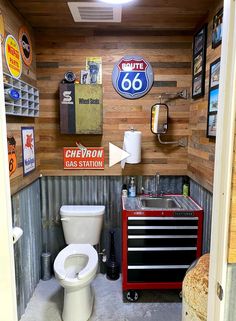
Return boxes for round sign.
[5,34,22,79]
[19,26,32,66]
[0,10,5,43]
[112,55,154,99]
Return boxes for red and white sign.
[64,147,104,170]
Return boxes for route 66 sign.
[112,56,154,99]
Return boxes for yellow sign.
[0,9,4,43]
[5,34,22,78]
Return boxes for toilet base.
[62,284,94,321]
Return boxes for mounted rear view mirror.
[151,103,168,134]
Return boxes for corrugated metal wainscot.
[40,175,183,267]
[12,179,42,319]
[190,178,213,253]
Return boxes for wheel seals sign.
[112,56,154,99]
[19,26,32,67]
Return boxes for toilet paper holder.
[12,227,23,244]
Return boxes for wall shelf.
[3,73,39,117]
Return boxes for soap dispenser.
[128,177,136,197]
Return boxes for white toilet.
[54,205,105,321]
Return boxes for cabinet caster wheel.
[126,290,139,302]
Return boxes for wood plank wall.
[188,2,222,192]
[229,142,236,262]
[0,0,39,195]
[36,29,191,177]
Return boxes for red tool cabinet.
[122,196,203,301]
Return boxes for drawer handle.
[128,235,197,239]
[128,247,197,251]
[128,226,198,230]
[128,265,190,269]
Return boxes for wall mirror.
[151,103,168,134]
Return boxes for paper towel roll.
[12,227,23,244]
[121,130,142,168]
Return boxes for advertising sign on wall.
[21,127,36,175]
[0,9,5,43]
[64,147,104,170]
[7,136,17,176]
[5,34,22,78]
[19,26,32,66]
[112,55,154,99]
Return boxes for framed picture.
[192,24,207,99]
[21,127,36,175]
[210,58,220,88]
[207,58,221,138]
[207,114,217,137]
[212,8,223,49]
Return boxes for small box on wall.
[59,84,103,135]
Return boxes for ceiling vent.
[68,2,122,23]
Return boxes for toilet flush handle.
[61,218,70,222]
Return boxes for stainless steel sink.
[139,196,181,209]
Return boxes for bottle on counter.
[182,176,189,196]
[128,177,136,197]
[122,184,128,197]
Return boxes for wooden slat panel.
[187,2,222,193]
[228,137,236,263]
[0,0,40,195]
[35,28,191,176]
[10,0,217,33]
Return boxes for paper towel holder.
[151,103,188,147]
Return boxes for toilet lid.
[54,244,98,281]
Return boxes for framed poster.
[192,24,207,99]
[207,58,221,138]
[21,127,36,175]
[212,8,223,49]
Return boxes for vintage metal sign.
[7,136,17,176]
[112,55,154,99]
[21,127,36,176]
[64,147,105,170]
[0,9,5,43]
[5,34,22,78]
[19,26,32,66]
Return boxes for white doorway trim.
[0,42,18,321]
[207,0,236,320]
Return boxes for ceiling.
[10,0,217,33]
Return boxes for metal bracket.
[157,134,188,147]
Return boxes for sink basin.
[139,196,181,209]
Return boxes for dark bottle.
[183,176,190,196]
[106,230,120,280]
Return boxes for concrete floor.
[20,274,182,321]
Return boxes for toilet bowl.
[54,244,98,288]
[54,244,98,321]
[53,205,105,321]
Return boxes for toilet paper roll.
[121,130,142,169]
[12,227,23,244]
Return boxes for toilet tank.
[60,205,105,245]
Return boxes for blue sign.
[112,56,154,99]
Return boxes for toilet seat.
[54,244,98,284]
